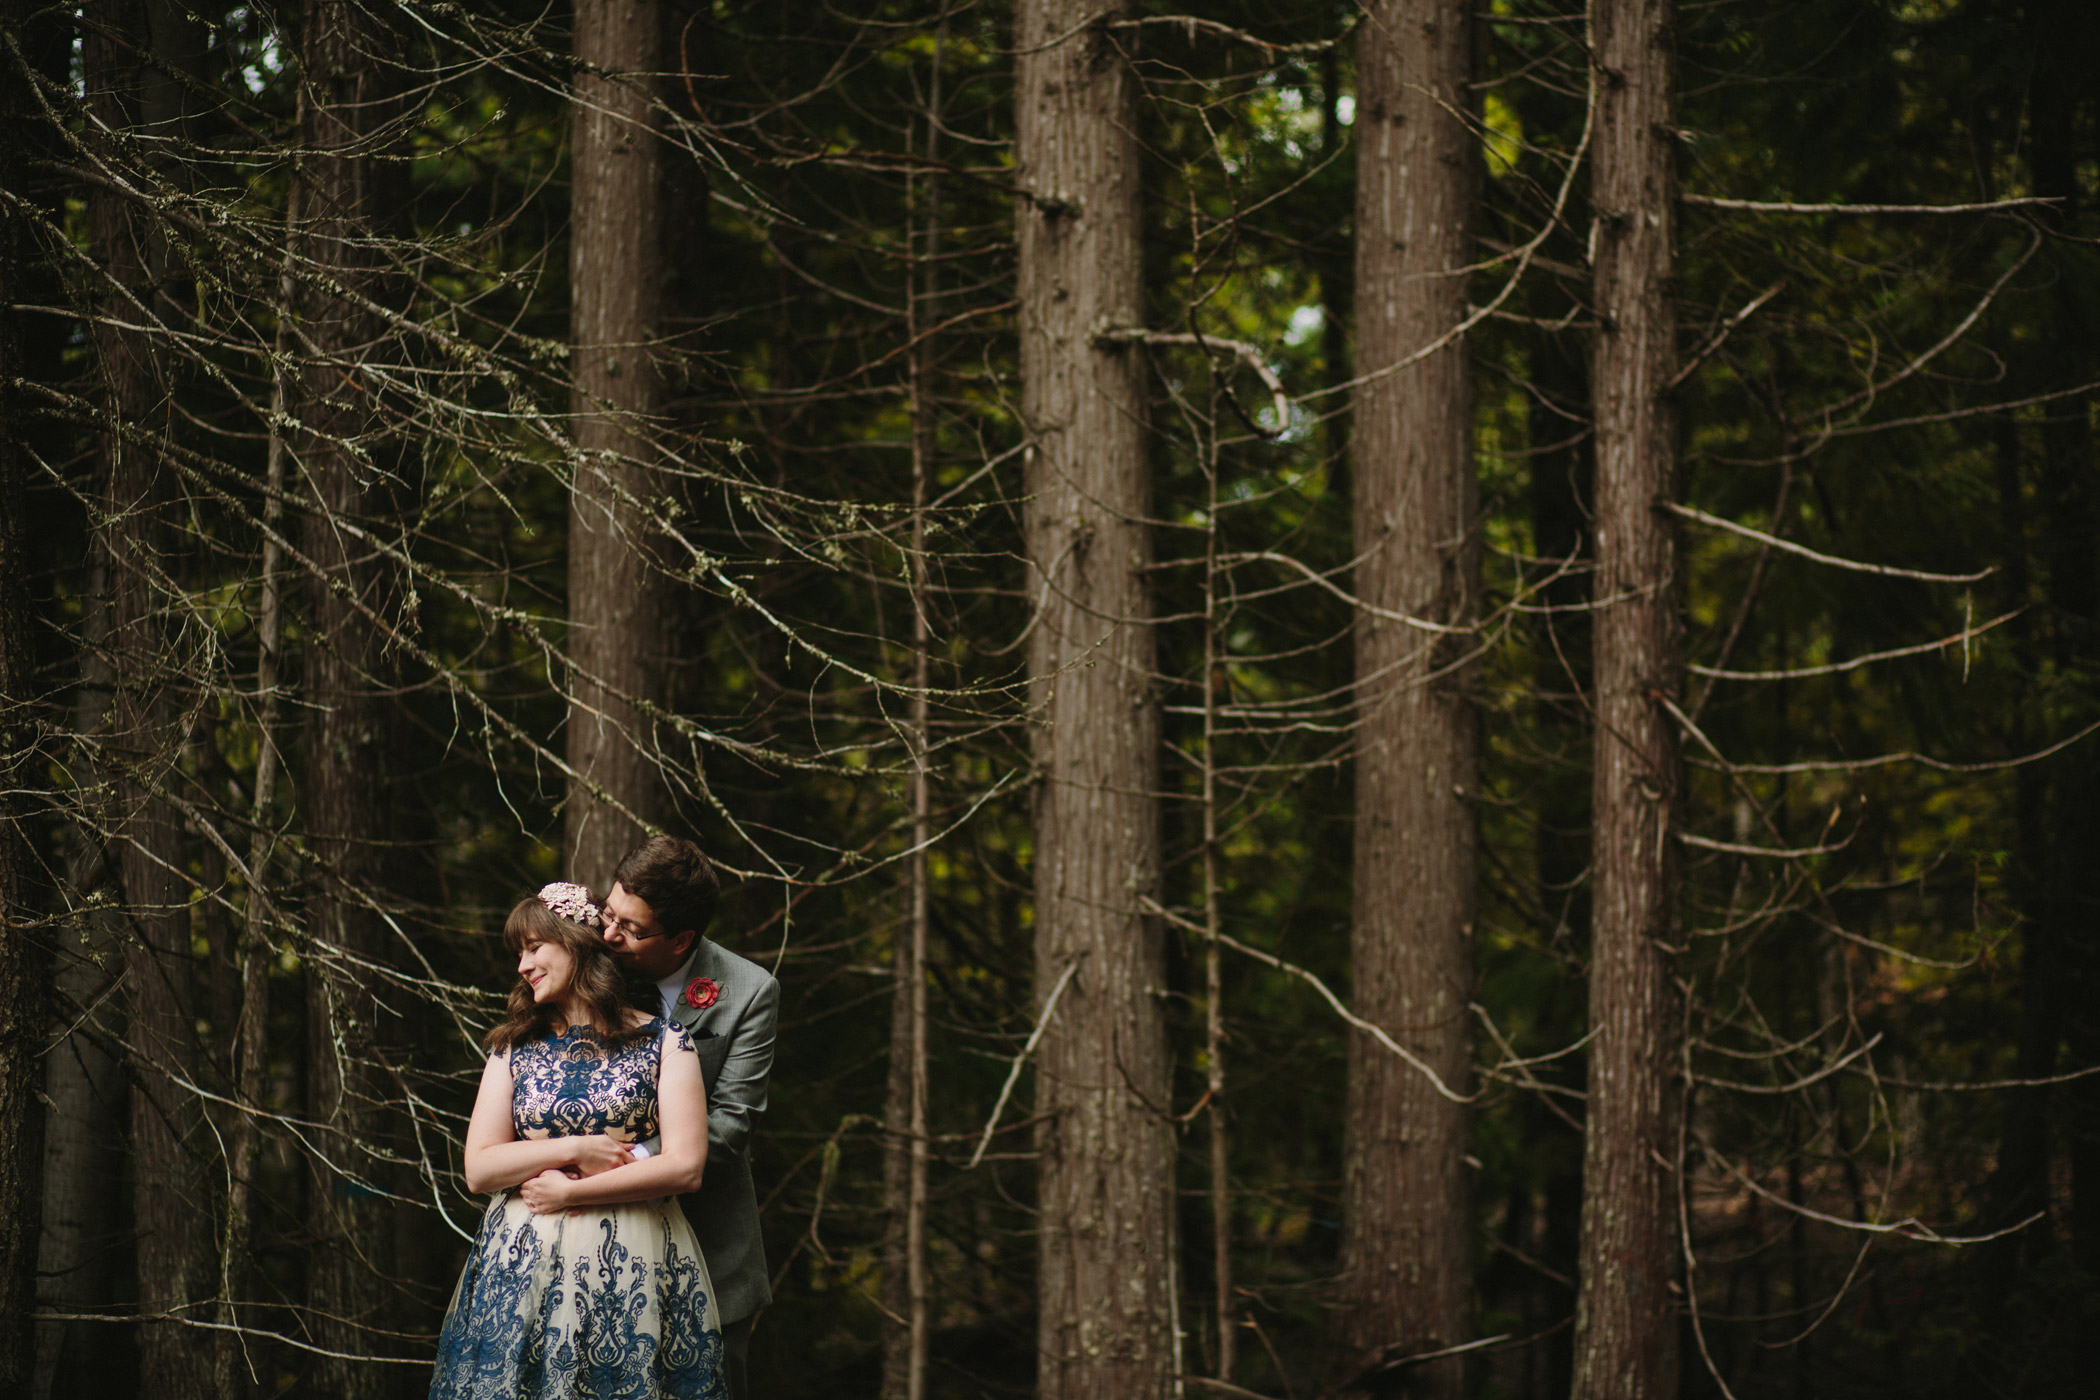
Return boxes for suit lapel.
[669,995,702,1036]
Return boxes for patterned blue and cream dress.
[430,1018,726,1400]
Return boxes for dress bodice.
[508,1018,687,1144]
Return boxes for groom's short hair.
[612,835,720,943]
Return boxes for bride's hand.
[570,1134,635,1177]
[520,1168,575,1215]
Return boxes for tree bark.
[214,185,298,1400]
[2026,6,2100,1360]
[883,97,941,1400]
[1571,1,1684,1397]
[34,538,137,1400]
[1522,331,1592,1400]
[1015,4,1175,1396]
[297,3,401,1391]
[899,460,933,1400]
[567,0,669,885]
[30,12,126,1393]
[80,6,210,1394]
[0,11,48,1379]
[1337,1,1479,1394]
[881,909,920,1400]
[1973,290,2058,1328]
[34,620,130,1400]
[1199,474,1232,1382]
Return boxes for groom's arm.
[708,974,779,1160]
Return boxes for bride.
[429,882,727,1400]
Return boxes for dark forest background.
[3,1,2099,1398]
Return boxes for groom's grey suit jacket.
[662,937,778,1325]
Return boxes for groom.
[599,835,778,1400]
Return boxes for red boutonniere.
[683,977,720,1011]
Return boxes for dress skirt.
[430,1191,727,1400]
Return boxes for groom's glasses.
[604,914,667,942]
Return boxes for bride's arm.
[519,1032,707,1212]
[462,1051,632,1193]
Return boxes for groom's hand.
[571,1134,635,1177]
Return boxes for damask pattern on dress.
[508,1018,694,1145]
[429,1204,725,1400]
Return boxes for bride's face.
[518,936,576,1006]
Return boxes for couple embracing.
[428,836,779,1400]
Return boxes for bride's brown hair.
[483,895,651,1053]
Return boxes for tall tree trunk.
[1337,1,1479,1394]
[81,6,210,1394]
[1015,4,1174,1396]
[298,3,400,1391]
[883,896,915,1398]
[0,8,48,1379]
[1973,341,2057,1326]
[2027,5,2100,1361]
[11,12,115,1398]
[881,898,923,1400]
[883,85,943,1400]
[1525,331,1593,1400]
[1967,14,2100,1362]
[214,189,298,1400]
[1197,458,1233,1382]
[108,165,208,1400]
[898,394,933,1400]
[34,586,131,1400]
[567,0,668,884]
[1572,1,1684,1397]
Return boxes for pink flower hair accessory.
[537,881,602,929]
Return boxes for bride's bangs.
[502,896,579,955]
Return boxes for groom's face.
[600,882,694,979]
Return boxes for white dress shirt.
[654,943,703,1021]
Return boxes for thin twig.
[1668,503,1993,583]
[965,955,1085,1169]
